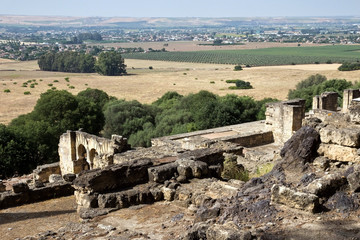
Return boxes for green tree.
[10,90,105,165]
[95,51,127,76]
[0,124,36,178]
[103,100,156,139]
[294,74,327,90]
[77,88,112,109]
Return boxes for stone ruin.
[265,98,305,143]
[58,130,130,175]
[0,97,308,211]
[7,88,360,239]
[4,88,360,220]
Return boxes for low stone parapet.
[33,162,61,183]
[0,181,74,209]
[73,159,152,194]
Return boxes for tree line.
[38,51,127,76]
[0,89,277,178]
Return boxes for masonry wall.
[225,132,274,147]
[266,99,305,143]
[59,131,129,175]
[343,89,360,113]
[0,182,74,209]
[312,92,338,112]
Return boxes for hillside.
[1,15,360,27]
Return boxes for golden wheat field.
[0,58,359,125]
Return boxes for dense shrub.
[226,80,253,89]
[338,62,360,71]
[235,80,253,89]
[234,65,243,71]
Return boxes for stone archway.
[74,144,90,173]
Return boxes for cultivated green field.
[123,45,360,66]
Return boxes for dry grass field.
[1,58,359,125]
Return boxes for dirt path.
[0,196,78,240]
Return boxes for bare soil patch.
[0,196,77,240]
[0,59,359,125]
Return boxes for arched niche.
[89,149,98,170]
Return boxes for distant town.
[0,16,360,60]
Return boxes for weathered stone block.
[318,143,359,162]
[73,159,152,193]
[49,174,63,183]
[347,171,360,192]
[33,162,61,183]
[206,221,252,240]
[33,180,45,188]
[148,163,178,183]
[320,126,360,147]
[149,186,164,201]
[97,193,118,209]
[271,184,319,213]
[178,148,226,166]
[176,159,193,179]
[176,159,209,179]
[304,173,347,198]
[12,182,29,193]
[162,187,176,201]
[74,191,98,209]
[63,173,76,182]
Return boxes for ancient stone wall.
[312,92,338,112]
[265,99,305,143]
[304,102,360,162]
[343,89,360,113]
[349,99,360,123]
[33,162,61,183]
[72,156,224,218]
[59,131,129,175]
[0,180,74,209]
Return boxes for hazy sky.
[1,0,360,18]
